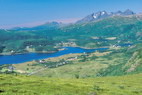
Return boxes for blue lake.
[0,47,108,65]
[119,43,133,47]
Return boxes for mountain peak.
[123,9,135,15]
[44,21,61,25]
[114,10,123,15]
[77,9,136,23]
[77,11,110,23]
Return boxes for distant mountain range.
[77,9,135,23]
[11,22,62,31]
[10,9,137,31]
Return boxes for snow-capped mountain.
[77,9,135,23]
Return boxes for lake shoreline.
[0,50,59,56]
[0,46,109,56]
[0,47,109,65]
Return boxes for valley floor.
[0,73,142,95]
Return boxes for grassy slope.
[11,51,129,78]
[97,45,142,76]
[124,48,142,74]
[11,46,140,78]
[0,74,142,95]
[6,45,141,78]
[32,50,130,78]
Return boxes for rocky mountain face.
[77,9,135,23]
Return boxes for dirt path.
[27,67,48,76]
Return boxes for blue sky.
[0,0,142,28]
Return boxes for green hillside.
[97,44,142,77]
[32,49,142,78]
[0,74,142,95]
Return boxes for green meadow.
[0,73,142,95]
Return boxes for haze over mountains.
[11,22,62,31]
